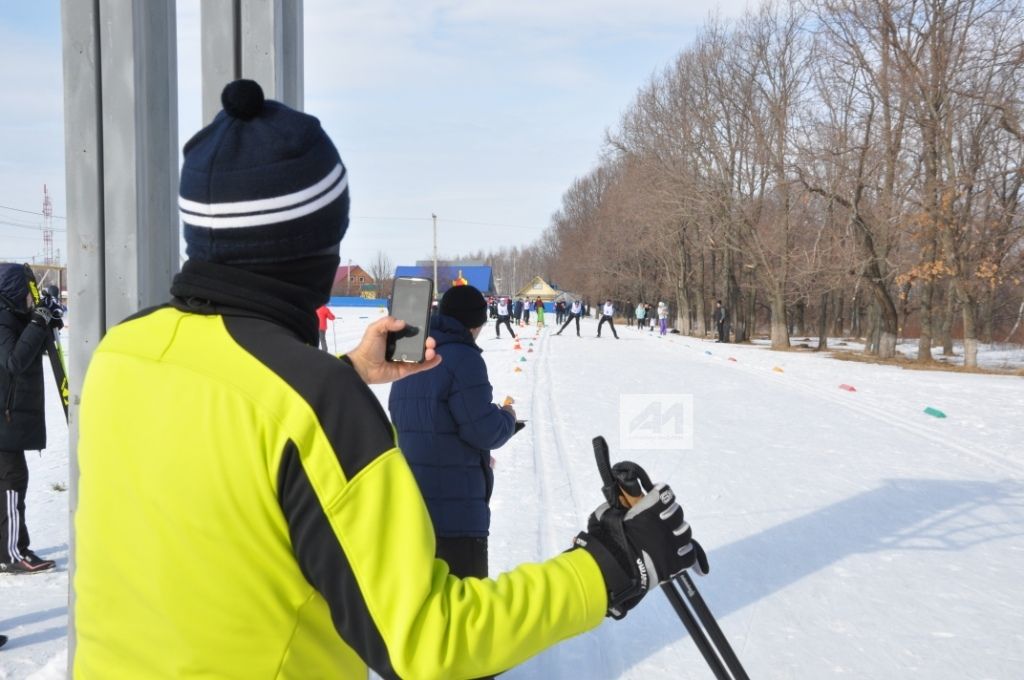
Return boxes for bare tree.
[368,250,394,299]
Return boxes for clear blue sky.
[0,0,750,269]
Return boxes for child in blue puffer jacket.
[388,285,516,583]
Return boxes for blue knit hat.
[178,80,349,264]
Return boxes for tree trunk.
[866,279,899,359]
[748,288,757,339]
[816,291,829,351]
[851,295,862,338]
[960,289,979,369]
[728,268,743,342]
[865,302,879,354]
[917,278,935,362]
[832,290,844,337]
[675,283,692,335]
[980,287,994,344]
[696,252,707,337]
[941,284,955,356]
[770,289,790,350]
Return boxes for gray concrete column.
[60,0,178,672]
[203,0,303,112]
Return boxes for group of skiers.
[486,295,547,328]
[623,300,670,335]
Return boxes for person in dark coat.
[389,285,516,588]
[0,263,60,574]
[714,300,730,343]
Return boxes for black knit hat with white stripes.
[178,80,349,264]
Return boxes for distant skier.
[657,301,669,335]
[625,299,634,327]
[597,299,619,339]
[534,298,545,328]
[315,304,335,352]
[555,299,583,337]
[635,301,646,330]
[523,298,532,326]
[495,297,516,338]
[714,300,730,343]
[645,303,654,331]
[554,300,565,325]
[512,297,523,327]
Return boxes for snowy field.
[3,309,1023,679]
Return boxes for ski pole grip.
[592,436,622,508]
[592,437,650,509]
[611,461,653,504]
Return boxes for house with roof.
[393,264,495,296]
[516,275,560,302]
[331,264,374,297]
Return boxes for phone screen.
[387,277,434,363]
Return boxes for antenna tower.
[42,184,54,264]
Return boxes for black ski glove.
[31,305,54,329]
[41,295,64,329]
[574,483,708,619]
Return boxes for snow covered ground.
[3,310,1023,679]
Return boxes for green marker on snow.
[923,406,946,419]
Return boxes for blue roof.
[394,265,495,295]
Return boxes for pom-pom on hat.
[178,79,350,264]
[440,285,488,330]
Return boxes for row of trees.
[454,0,1024,367]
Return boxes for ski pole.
[674,571,749,680]
[607,454,750,679]
[592,436,748,680]
[24,265,70,422]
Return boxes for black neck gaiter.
[169,254,340,345]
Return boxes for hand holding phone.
[345,316,441,385]
[386,277,434,363]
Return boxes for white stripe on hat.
[179,163,344,217]
[180,171,348,230]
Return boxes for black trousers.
[318,330,329,352]
[0,450,31,564]
[495,316,516,338]
[597,315,618,338]
[436,536,494,680]
[556,313,581,336]
[717,321,728,342]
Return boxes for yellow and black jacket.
[75,261,606,679]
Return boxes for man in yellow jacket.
[75,79,707,679]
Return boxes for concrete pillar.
[60,0,178,671]
[203,0,304,122]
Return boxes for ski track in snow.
[667,336,1023,477]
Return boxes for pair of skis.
[23,264,70,423]
[592,436,749,680]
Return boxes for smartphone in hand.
[386,276,434,363]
